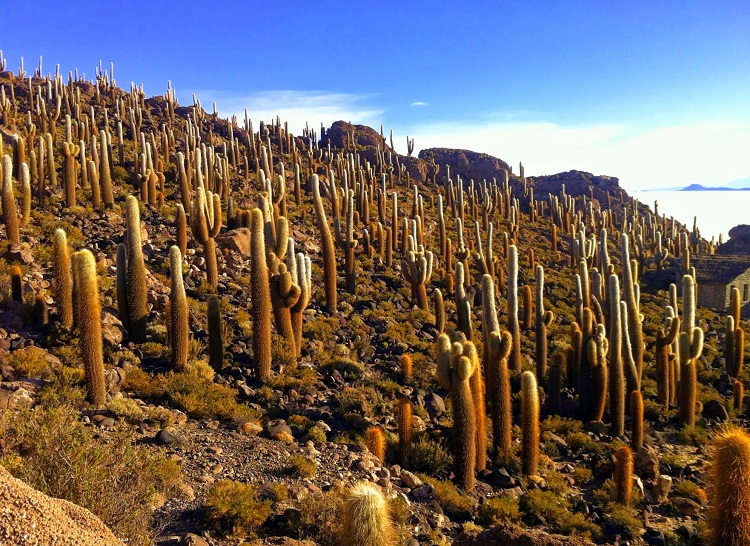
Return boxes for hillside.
[0,60,743,546]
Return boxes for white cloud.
[405,119,750,191]
[410,101,429,107]
[185,89,384,136]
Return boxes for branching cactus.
[535,265,554,383]
[679,274,704,425]
[189,187,222,287]
[71,249,105,407]
[268,251,301,355]
[401,232,433,310]
[621,234,645,386]
[725,314,745,379]
[436,335,478,491]
[655,314,681,411]
[289,249,312,357]
[62,140,80,207]
[311,174,337,312]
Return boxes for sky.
[3,0,750,191]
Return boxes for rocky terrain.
[0,56,745,546]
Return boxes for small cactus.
[340,481,395,546]
[397,396,413,466]
[521,370,540,477]
[169,246,188,370]
[365,427,386,463]
[614,446,633,506]
[708,427,750,546]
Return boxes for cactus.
[621,234,645,387]
[52,228,73,330]
[1,154,20,245]
[176,203,187,256]
[397,396,413,466]
[655,315,681,410]
[10,265,22,303]
[250,208,272,382]
[734,380,744,414]
[334,189,357,294]
[365,426,386,463]
[730,286,741,326]
[189,187,222,287]
[521,370,540,477]
[679,275,704,426]
[124,195,148,343]
[535,265,554,384]
[168,246,188,370]
[432,288,445,334]
[630,390,643,451]
[71,250,105,407]
[268,251,301,354]
[547,353,563,415]
[609,274,625,436]
[62,140,80,207]
[340,481,394,546]
[707,427,750,546]
[99,130,114,208]
[614,446,633,506]
[311,174,337,312]
[32,294,48,326]
[19,162,30,227]
[208,295,223,371]
[455,261,473,340]
[86,159,101,210]
[400,354,413,383]
[589,324,609,422]
[507,245,522,372]
[401,233,433,310]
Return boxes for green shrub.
[521,489,600,540]
[288,454,317,478]
[409,436,453,475]
[478,495,521,525]
[204,480,272,537]
[106,397,145,422]
[0,405,181,545]
[418,475,476,520]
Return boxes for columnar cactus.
[250,208,272,382]
[52,228,73,330]
[169,246,188,370]
[655,315,681,410]
[614,446,633,506]
[290,251,312,357]
[401,232,433,310]
[268,251,300,354]
[1,155,20,245]
[708,427,750,546]
[508,245,522,372]
[10,265,22,303]
[311,174,337,312]
[609,274,625,436]
[365,427,385,463]
[397,396,413,466]
[535,265,554,383]
[679,274,704,425]
[71,249,105,407]
[455,261,472,340]
[630,390,643,451]
[99,130,114,208]
[208,295,223,371]
[334,189,357,294]
[340,481,395,546]
[521,370,540,477]
[734,380,744,414]
[432,288,445,334]
[124,195,148,343]
[588,324,609,422]
[621,234,644,386]
[62,140,80,207]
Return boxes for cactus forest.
[0,54,749,546]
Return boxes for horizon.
[3,0,750,191]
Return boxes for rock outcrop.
[454,522,596,546]
[0,465,121,545]
[716,224,750,255]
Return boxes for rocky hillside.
[0,56,745,546]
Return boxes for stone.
[400,470,423,488]
[411,483,436,500]
[216,227,251,256]
[702,399,729,421]
[180,533,209,546]
[101,307,126,346]
[155,427,186,447]
[652,475,672,504]
[635,445,661,480]
[425,393,445,419]
[267,421,294,440]
[671,496,702,517]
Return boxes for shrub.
[106,397,145,422]
[478,495,521,525]
[521,489,600,540]
[288,454,317,478]
[409,436,453,475]
[204,480,272,537]
[0,405,181,545]
[417,475,475,520]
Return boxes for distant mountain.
[643,175,750,192]
[680,183,750,191]
[723,176,750,189]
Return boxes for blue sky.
[3,0,750,190]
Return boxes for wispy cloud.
[406,119,750,191]
[186,89,384,136]
[410,101,429,107]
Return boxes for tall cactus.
[208,295,223,370]
[71,249,105,407]
[124,195,148,343]
[655,315,681,411]
[535,265,554,383]
[311,174,337,312]
[334,189,357,294]
[52,228,73,330]
[614,446,633,506]
[250,209,272,381]
[401,232,433,310]
[1,154,20,245]
[621,234,644,387]
[508,244,522,372]
[609,274,625,436]
[521,370,540,477]
[290,251,312,357]
[679,274,704,426]
[169,246,188,370]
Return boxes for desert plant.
[169,246,188,370]
[340,481,394,546]
[521,370,540,477]
[614,446,633,506]
[311,174,337,312]
[250,208,272,381]
[707,426,750,546]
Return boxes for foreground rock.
[0,465,121,545]
[454,522,596,546]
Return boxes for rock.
[216,228,251,256]
[425,393,445,419]
[584,421,607,435]
[454,521,596,545]
[4,244,34,265]
[643,527,666,546]
[101,307,126,346]
[492,468,517,488]
[652,475,672,504]
[411,482,436,500]
[702,399,729,421]
[180,533,209,546]
[266,421,294,440]
[155,427,186,447]
[0,387,33,409]
[635,445,660,480]
[0,465,121,545]
[400,470,423,488]
[671,496,702,517]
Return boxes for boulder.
[454,522,596,545]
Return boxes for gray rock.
[155,427,186,446]
[702,399,729,421]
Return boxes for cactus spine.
[169,246,188,370]
[521,370,540,477]
[72,250,105,407]
[340,481,395,546]
[250,208,272,382]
